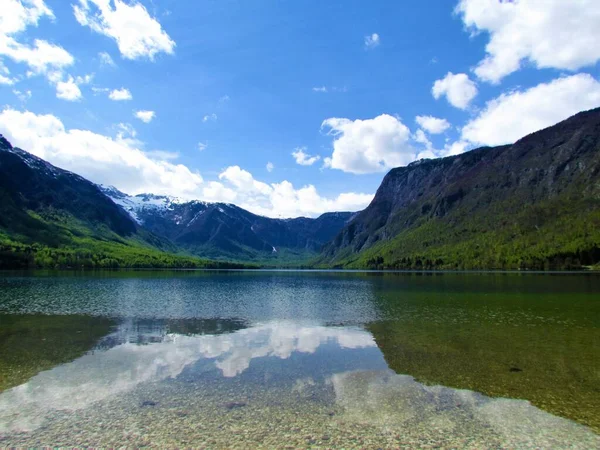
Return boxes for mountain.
[101,186,354,262]
[0,136,247,269]
[319,107,600,270]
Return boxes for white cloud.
[73,0,175,60]
[13,89,32,101]
[213,166,373,217]
[55,76,82,101]
[432,72,478,109]
[0,1,74,79]
[202,113,217,122]
[0,108,204,197]
[98,51,115,67]
[218,95,230,103]
[267,181,373,217]
[457,0,600,84]
[462,73,600,146]
[219,166,273,196]
[202,181,237,203]
[197,142,207,151]
[415,115,450,134]
[0,0,54,35]
[413,129,433,150]
[134,110,155,123]
[442,140,470,157]
[108,87,132,100]
[321,114,415,174]
[312,86,347,93]
[75,73,93,85]
[0,60,15,85]
[364,33,380,49]
[266,162,274,172]
[292,147,320,166]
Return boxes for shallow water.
[0,271,599,448]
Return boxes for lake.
[0,270,599,448]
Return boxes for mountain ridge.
[100,185,355,262]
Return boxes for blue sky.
[1,0,600,217]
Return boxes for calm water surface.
[0,271,598,448]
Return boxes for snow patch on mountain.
[99,185,190,225]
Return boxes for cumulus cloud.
[134,110,155,123]
[200,181,236,203]
[321,114,415,174]
[457,0,600,84]
[415,115,450,134]
[267,182,373,217]
[213,166,373,217]
[197,142,207,151]
[73,0,175,60]
[0,108,203,197]
[266,162,274,172]
[108,87,132,100]
[432,72,478,109]
[219,166,273,196]
[364,33,380,49]
[202,113,217,122]
[55,76,82,101]
[461,74,600,146]
[292,147,320,166]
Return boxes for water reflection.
[333,371,599,447]
[0,320,375,433]
[0,318,598,448]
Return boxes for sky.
[1,0,600,218]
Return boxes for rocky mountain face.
[0,136,139,246]
[101,186,354,261]
[319,107,600,270]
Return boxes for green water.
[0,271,598,448]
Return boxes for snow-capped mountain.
[100,186,355,261]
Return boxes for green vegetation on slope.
[0,209,254,269]
[331,197,600,270]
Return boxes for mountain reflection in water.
[0,318,598,449]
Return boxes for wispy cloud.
[364,33,380,49]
